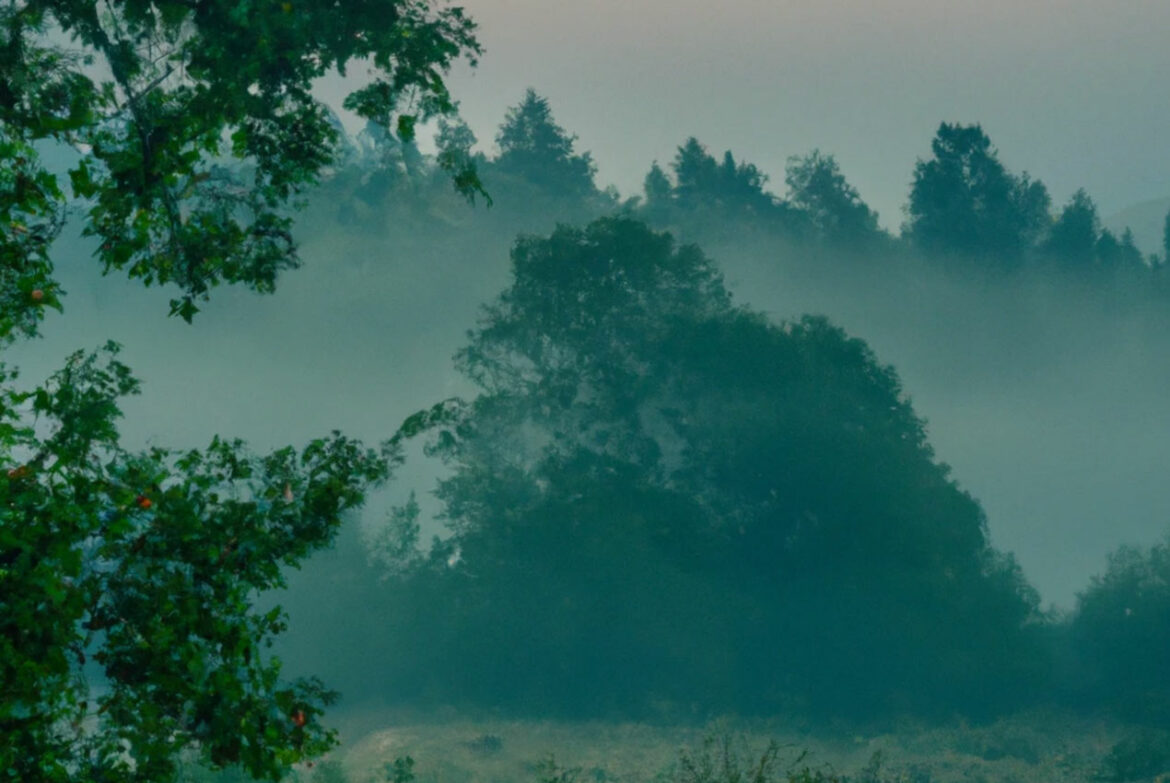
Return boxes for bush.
[1067,533,1170,722]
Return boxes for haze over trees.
[7,16,1170,779]
[287,91,1170,725]
[368,217,1048,719]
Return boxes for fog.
[18,158,1170,617]
[12,3,1170,762]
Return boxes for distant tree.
[906,123,1050,265]
[715,150,777,215]
[642,161,674,217]
[1096,228,1145,272]
[493,88,597,197]
[1118,228,1144,270]
[1044,189,1101,267]
[1163,209,1170,265]
[669,138,792,227]
[785,150,881,246]
[384,217,1047,719]
[672,137,721,210]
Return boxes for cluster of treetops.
[319,88,1170,282]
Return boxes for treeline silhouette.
[320,88,1168,282]
[293,91,1170,726]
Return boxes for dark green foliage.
[1096,228,1145,272]
[906,123,1050,265]
[784,151,882,247]
[2,0,481,320]
[2,1,483,778]
[492,89,598,199]
[436,117,490,205]
[636,139,891,247]
[0,345,393,781]
[669,138,790,224]
[1042,191,1145,274]
[381,217,1046,719]
[642,161,675,219]
[1067,535,1170,723]
[1044,189,1101,267]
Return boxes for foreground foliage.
[2,0,482,778]
[1,344,391,780]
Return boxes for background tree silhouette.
[1044,189,1101,267]
[906,123,1050,266]
[493,88,598,198]
[784,150,883,247]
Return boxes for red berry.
[30,289,44,302]
[136,495,152,510]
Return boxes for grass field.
[180,707,1170,783]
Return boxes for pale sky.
[406,0,1170,232]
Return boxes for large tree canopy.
[383,217,1046,718]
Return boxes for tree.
[492,88,597,198]
[1096,227,1144,272]
[1163,209,1170,266]
[2,0,481,778]
[668,138,793,228]
[671,137,720,210]
[1044,189,1101,267]
[906,123,1050,264]
[434,116,487,203]
[382,217,1046,719]
[641,161,674,219]
[784,150,881,246]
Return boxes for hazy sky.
[402,0,1170,232]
